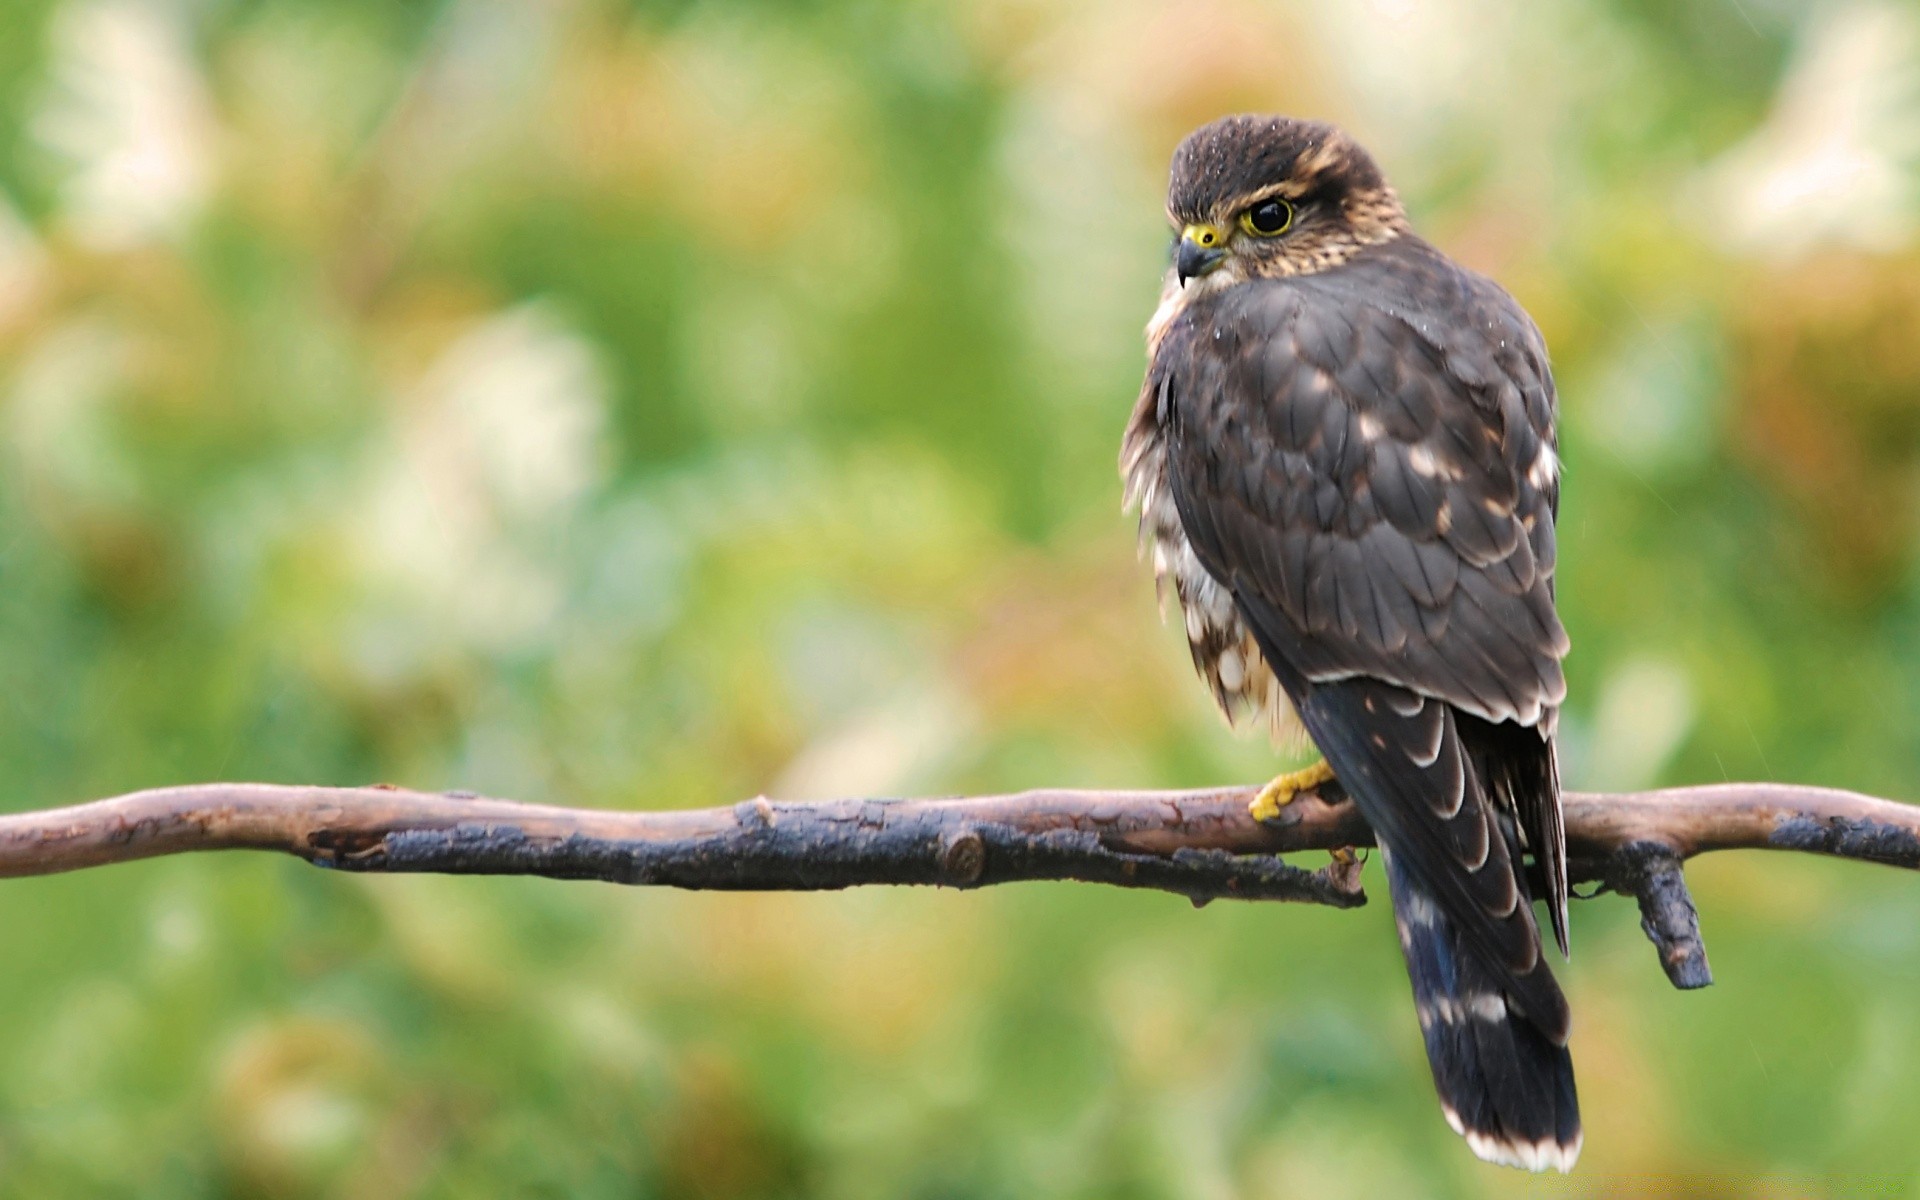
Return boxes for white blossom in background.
[771,684,980,802]
[354,305,609,665]
[1695,3,1920,259]
[4,319,136,506]
[1588,656,1696,792]
[31,0,217,250]
[414,305,609,520]
[1310,0,1498,122]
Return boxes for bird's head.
[1165,115,1408,289]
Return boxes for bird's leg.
[1247,759,1338,823]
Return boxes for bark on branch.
[2,780,1916,989]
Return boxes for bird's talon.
[1248,759,1338,823]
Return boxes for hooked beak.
[1176,223,1227,284]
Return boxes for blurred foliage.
[1,0,1920,1193]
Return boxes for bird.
[1120,114,1578,1171]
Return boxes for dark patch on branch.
[339,804,1366,908]
[1769,813,1920,869]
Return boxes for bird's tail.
[1381,847,1582,1172]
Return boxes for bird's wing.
[1159,248,1566,725]
[1157,241,1572,991]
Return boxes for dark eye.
[1240,198,1294,237]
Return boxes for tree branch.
[2,780,1915,988]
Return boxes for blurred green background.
[1,0,1919,1194]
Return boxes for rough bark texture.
[3,778,1918,985]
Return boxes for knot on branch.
[938,829,985,884]
[735,797,777,830]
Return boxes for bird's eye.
[1241,199,1294,238]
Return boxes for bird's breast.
[1122,390,1307,748]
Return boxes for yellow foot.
[1248,760,1338,823]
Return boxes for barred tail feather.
[1383,848,1581,1172]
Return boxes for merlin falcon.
[1122,115,1578,1171]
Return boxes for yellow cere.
[1181,222,1226,248]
